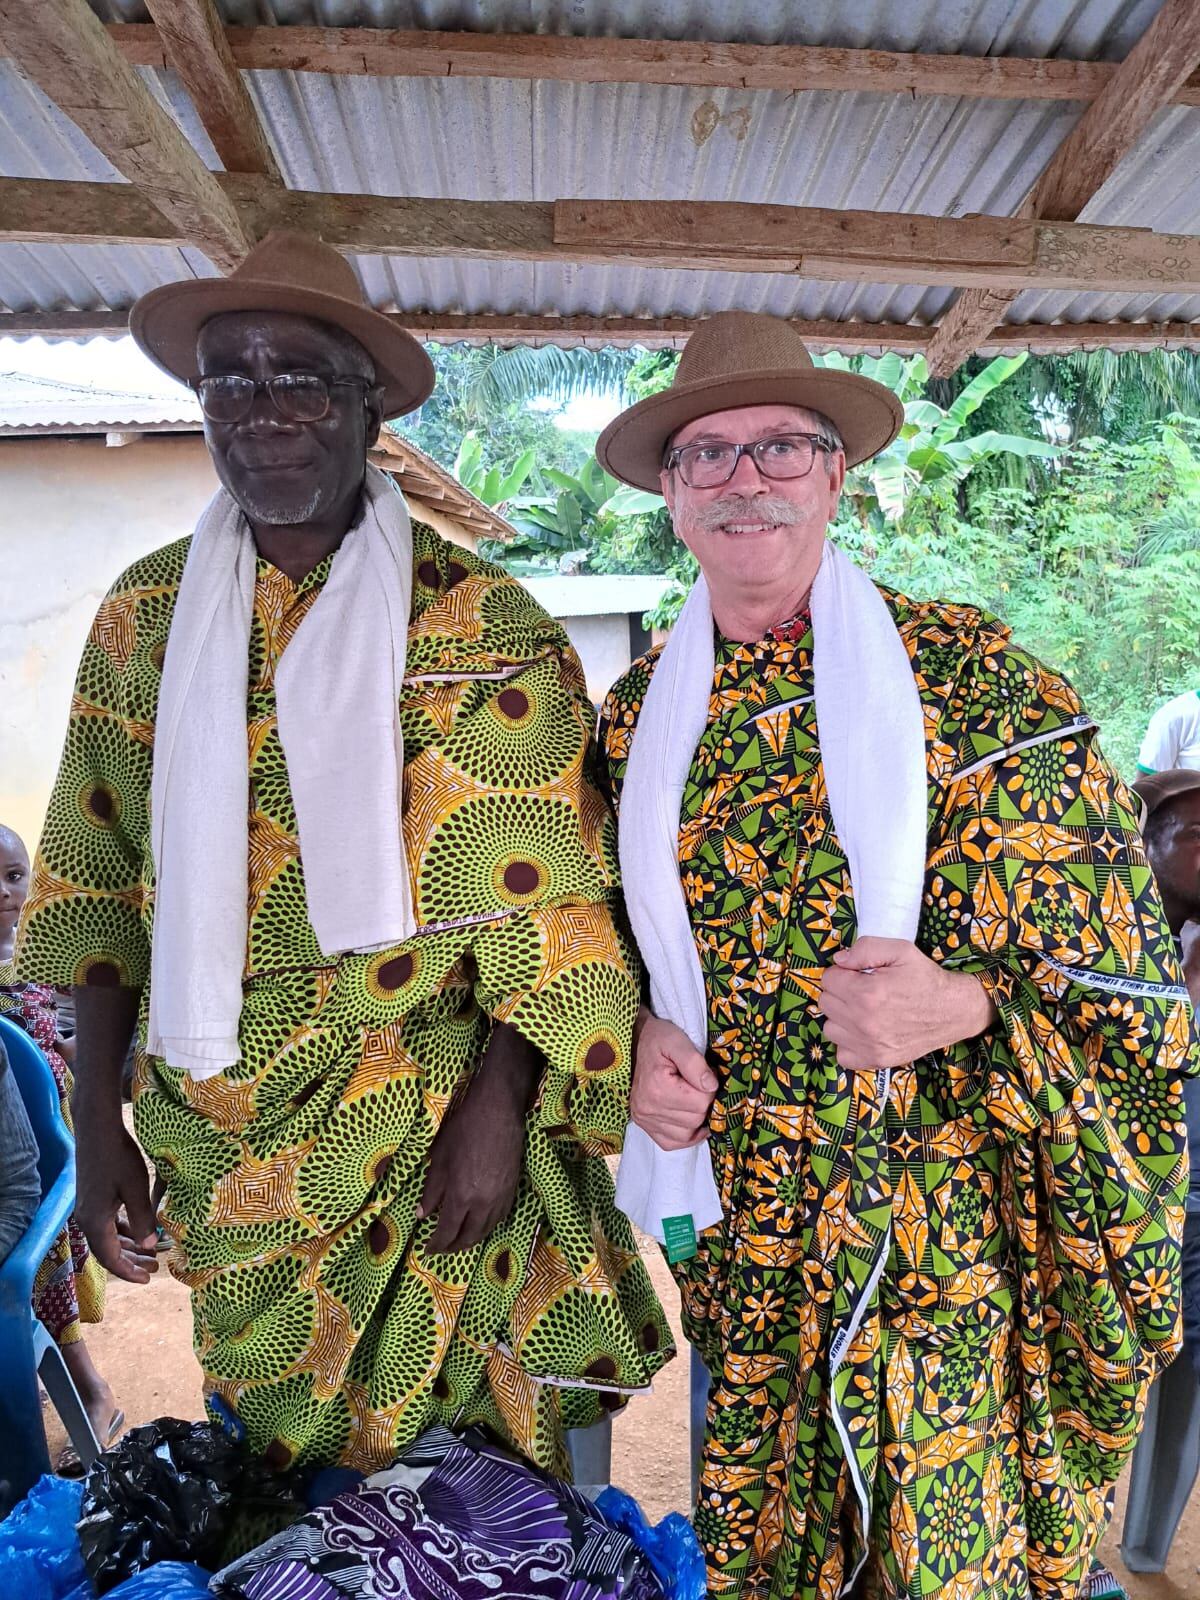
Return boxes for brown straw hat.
[1132,768,1200,822]
[596,311,904,491]
[130,231,434,420]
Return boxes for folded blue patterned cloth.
[210,1427,666,1600]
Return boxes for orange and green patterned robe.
[601,589,1193,1600]
[19,516,671,1491]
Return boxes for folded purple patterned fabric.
[209,1427,665,1600]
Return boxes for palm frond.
[466,347,634,416]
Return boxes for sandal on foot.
[56,1407,125,1477]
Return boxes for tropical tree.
[817,351,1060,527]
[451,431,535,509]
[504,458,620,564]
[460,345,634,415]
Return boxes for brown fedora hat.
[130,231,434,421]
[596,311,904,491]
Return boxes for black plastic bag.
[77,1420,304,1594]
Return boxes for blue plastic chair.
[1119,1351,1200,1572]
[0,1014,100,1503]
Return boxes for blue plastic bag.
[595,1487,706,1600]
[108,1563,212,1600]
[0,1477,211,1600]
[0,1477,87,1600]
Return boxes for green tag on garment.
[662,1213,698,1264]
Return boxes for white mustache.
[692,494,806,531]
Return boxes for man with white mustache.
[595,311,1194,1599]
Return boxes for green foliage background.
[397,341,1200,779]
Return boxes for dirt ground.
[45,1217,1200,1599]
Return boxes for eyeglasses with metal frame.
[190,373,376,425]
[662,431,837,489]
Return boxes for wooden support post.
[0,0,252,270]
[926,0,1200,375]
[144,0,283,182]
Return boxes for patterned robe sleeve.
[923,634,1195,1478]
[466,645,642,1157]
[18,565,154,991]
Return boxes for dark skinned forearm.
[70,983,159,1283]
[466,1019,542,1109]
[72,984,140,1126]
[418,1020,542,1254]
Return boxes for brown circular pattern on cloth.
[263,1438,294,1471]
[583,1038,617,1074]
[432,1372,451,1400]
[368,1217,393,1257]
[416,559,441,590]
[375,952,414,991]
[88,786,115,821]
[446,560,469,587]
[77,780,121,830]
[584,1355,617,1382]
[501,860,541,897]
[291,1075,326,1110]
[496,687,530,721]
[82,958,122,987]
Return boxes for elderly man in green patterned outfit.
[17,234,670,1493]
[595,312,1194,1600]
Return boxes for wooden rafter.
[926,0,1200,376]
[0,0,252,271]
[3,308,1199,358]
[5,180,1200,298]
[143,0,282,182]
[48,23,1200,108]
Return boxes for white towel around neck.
[614,539,928,1244]
[147,464,416,1079]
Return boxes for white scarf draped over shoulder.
[613,539,928,1244]
[148,464,416,1079]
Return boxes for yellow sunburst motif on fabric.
[533,901,624,985]
[510,1231,575,1350]
[484,1342,545,1462]
[348,1022,422,1103]
[209,1138,319,1230]
[91,588,142,672]
[276,1283,356,1401]
[341,1380,410,1471]
[247,809,297,923]
[182,1070,258,1134]
[402,750,482,862]
[413,573,489,645]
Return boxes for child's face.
[0,831,30,948]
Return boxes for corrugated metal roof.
[1,2,1197,335]
[0,368,202,431]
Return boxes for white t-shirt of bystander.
[1138,689,1200,773]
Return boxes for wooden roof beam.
[4,181,1200,297]
[3,307,1200,355]
[84,23,1200,108]
[143,0,283,182]
[926,0,1200,376]
[0,0,252,271]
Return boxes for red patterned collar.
[767,607,812,642]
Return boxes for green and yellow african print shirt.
[19,518,672,1496]
[602,587,1194,1600]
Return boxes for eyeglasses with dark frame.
[190,373,377,425]
[663,431,838,490]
